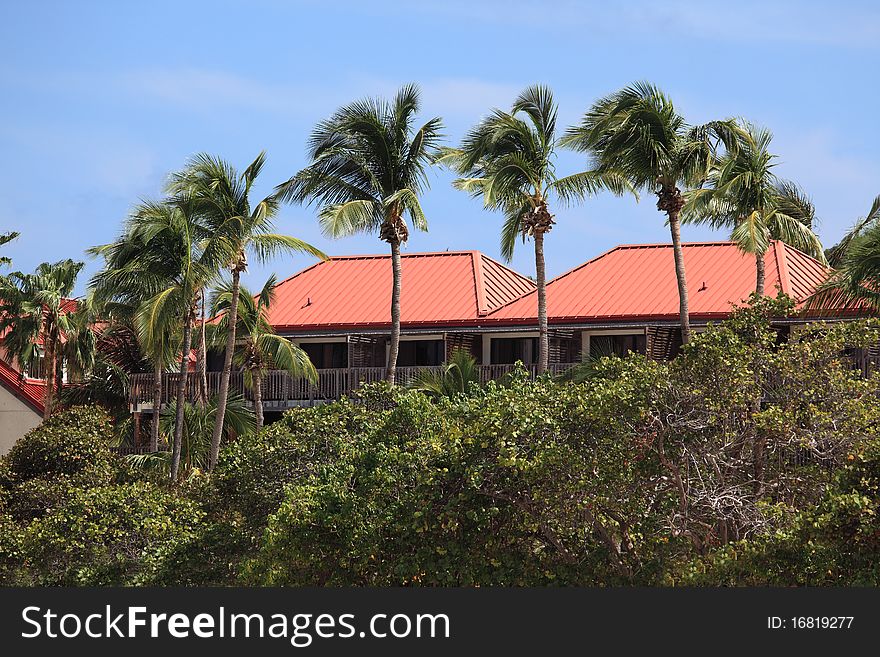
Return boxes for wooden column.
[133,411,142,448]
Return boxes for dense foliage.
[680,437,880,585]
[2,304,880,586]
[0,407,204,585]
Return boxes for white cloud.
[662,0,880,48]
[124,69,524,124]
[342,0,880,48]
[125,68,313,115]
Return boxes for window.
[301,342,348,369]
[24,354,45,379]
[589,333,646,359]
[397,340,445,367]
[491,337,538,364]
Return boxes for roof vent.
[302,297,312,308]
[698,281,708,291]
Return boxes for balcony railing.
[128,363,579,408]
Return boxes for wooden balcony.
[128,363,579,409]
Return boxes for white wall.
[0,385,40,455]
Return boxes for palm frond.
[317,199,381,238]
[773,180,816,230]
[500,201,532,261]
[160,394,255,470]
[410,349,480,399]
[766,210,826,262]
[551,169,636,205]
[248,233,328,264]
[826,194,880,267]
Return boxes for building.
[125,240,850,417]
[0,299,77,453]
[0,353,44,454]
[262,249,536,369]
[3,238,857,453]
[481,240,833,361]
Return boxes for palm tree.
[90,198,212,478]
[171,152,326,470]
[563,82,743,344]
[276,84,442,385]
[410,348,480,399]
[684,123,825,295]
[159,394,255,472]
[60,294,99,384]
[209,275,317,431]
[90,254,176,454]
[439,85,631,372]
[128,394,256,476]
[0,259,83,418]
[809,195,880,311]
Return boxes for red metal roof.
[265,251,535,332]
[0,355,44,414]
[486,241,835,325]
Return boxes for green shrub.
[680,436,880,586]
[247,367,667,586]
[6,405,116,485]
[0,457,12,511]
[0,512,24,584]
[4,477,78,523]
[212,396,380,525]
[3,305,879,587]
[13,482,204,586]
[2,406,120,525]
[246,311,880,587]
[143,519,254,586]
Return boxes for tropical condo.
[123,239,857,416]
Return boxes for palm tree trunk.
[755,250,766,296]
[668,211,691,345]
[170,314,193,482]
[534,231,549,374]
[150,360,162,452]
[208,268,241,470]
[385,240,402,384]
[42,334,56,419]
[253,369,264,432]
[197,289,208,405]
[55,356,64,405]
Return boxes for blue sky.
[2,0,879,295]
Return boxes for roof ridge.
[272,250,503,292]
[471,252,489,316]
[773,240,830,269]
[326,250,480,260]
